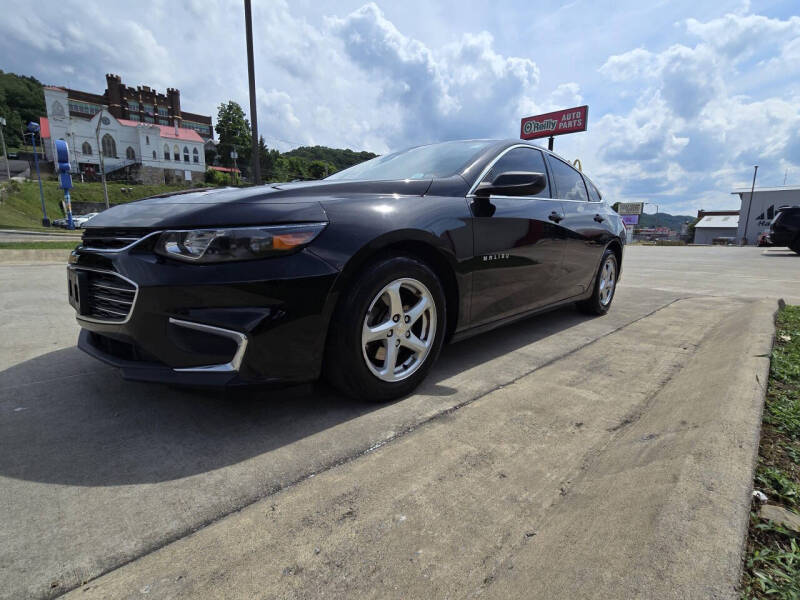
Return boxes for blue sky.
[1,0,798,213]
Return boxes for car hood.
[84,179,433,229]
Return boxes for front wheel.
[324,256,446,402]
[577,248,618,315]
[789,237,800,255]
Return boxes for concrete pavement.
[0,246,796,599]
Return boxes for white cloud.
[0,0,798,212]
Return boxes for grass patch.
[741,305,800,599]
[0,180,194,230]
[0,241,79,249]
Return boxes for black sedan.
[68,139,625,401]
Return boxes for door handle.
[548,211,563,223]
[593,214,605,223]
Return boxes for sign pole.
[548,136,554,151]
[741,165,758,246]
[55,140,74,229]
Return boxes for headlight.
[154,223,327,263]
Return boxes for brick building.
[65,74,212,139]
[40,75,213,185]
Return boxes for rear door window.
[482,147,550,198]
[585,178,602,203]
[547,155,588,201]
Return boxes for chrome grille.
[83,269,137,322]
[81,228,157,251]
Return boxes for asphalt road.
[0,246,797,599]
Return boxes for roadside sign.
[617,202,644,215]
[621,214,639,226]
[520,105,588,140]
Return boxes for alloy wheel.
[361,277,437,382]
[599,256,616,306]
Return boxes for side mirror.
[475,171,547,198]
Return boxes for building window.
[145,135,150,145]
[126,146,136,160]
[129,113,141,122]
[193,147,199,163]
[144,116,154,123]
[157,107,168,117]
[81,141,92,155]
[173,145,180,161]
[158,118,168,125]
[183,120,212,136]
[142,103,153,113]
[183,146,190,162]
[152,150,157,160]
[164,144,170,160]
[128,100,140,112]
[68,100,101,115]
[101,134,117,158]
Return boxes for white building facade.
[42,86,206,185]
[733,185,800,245]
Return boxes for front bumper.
[70,243,340,386]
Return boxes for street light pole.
[244,0,261,185]
[26,122,49,226]
[0,116,10,181]
[741,165,758,246]
[95,108,110,209]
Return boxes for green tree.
[308,160,335,179]
[214,101,251,170]
[258,136,282,181]
[0,70,45,148]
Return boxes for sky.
[1,0,798,214]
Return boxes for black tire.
[789,237,800,255]
[324,255,446,402]
[577,248,618,315]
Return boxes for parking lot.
[1,245,798,599]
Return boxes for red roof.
[39,117,50,138]
[117,119,204,142]
[209,165,240,174]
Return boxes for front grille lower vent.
[81,228,156,251]
[84,270,137,322]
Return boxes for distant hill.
[282,146,378,172]
[638,212,695,229]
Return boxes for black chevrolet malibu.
[68,139,625,401]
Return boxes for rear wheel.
[324,256,446,402]
[577,248,618,315]
[789,236,800,255]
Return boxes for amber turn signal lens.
[272,231,317,250]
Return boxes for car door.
[469,146,568,327]
[546,155,609,296]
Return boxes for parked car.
[73,212,99,228]
[756,231,773,247]
[67,139,626,401]
[769,205,800,254]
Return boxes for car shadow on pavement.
[0,305,588,488]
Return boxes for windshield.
[326,140,494,181]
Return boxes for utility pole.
[244,0,261,185]
[95,107,110,209]
[741,165,758,245]
[0,116,10,181]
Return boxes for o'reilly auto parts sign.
[520,105,588,140]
